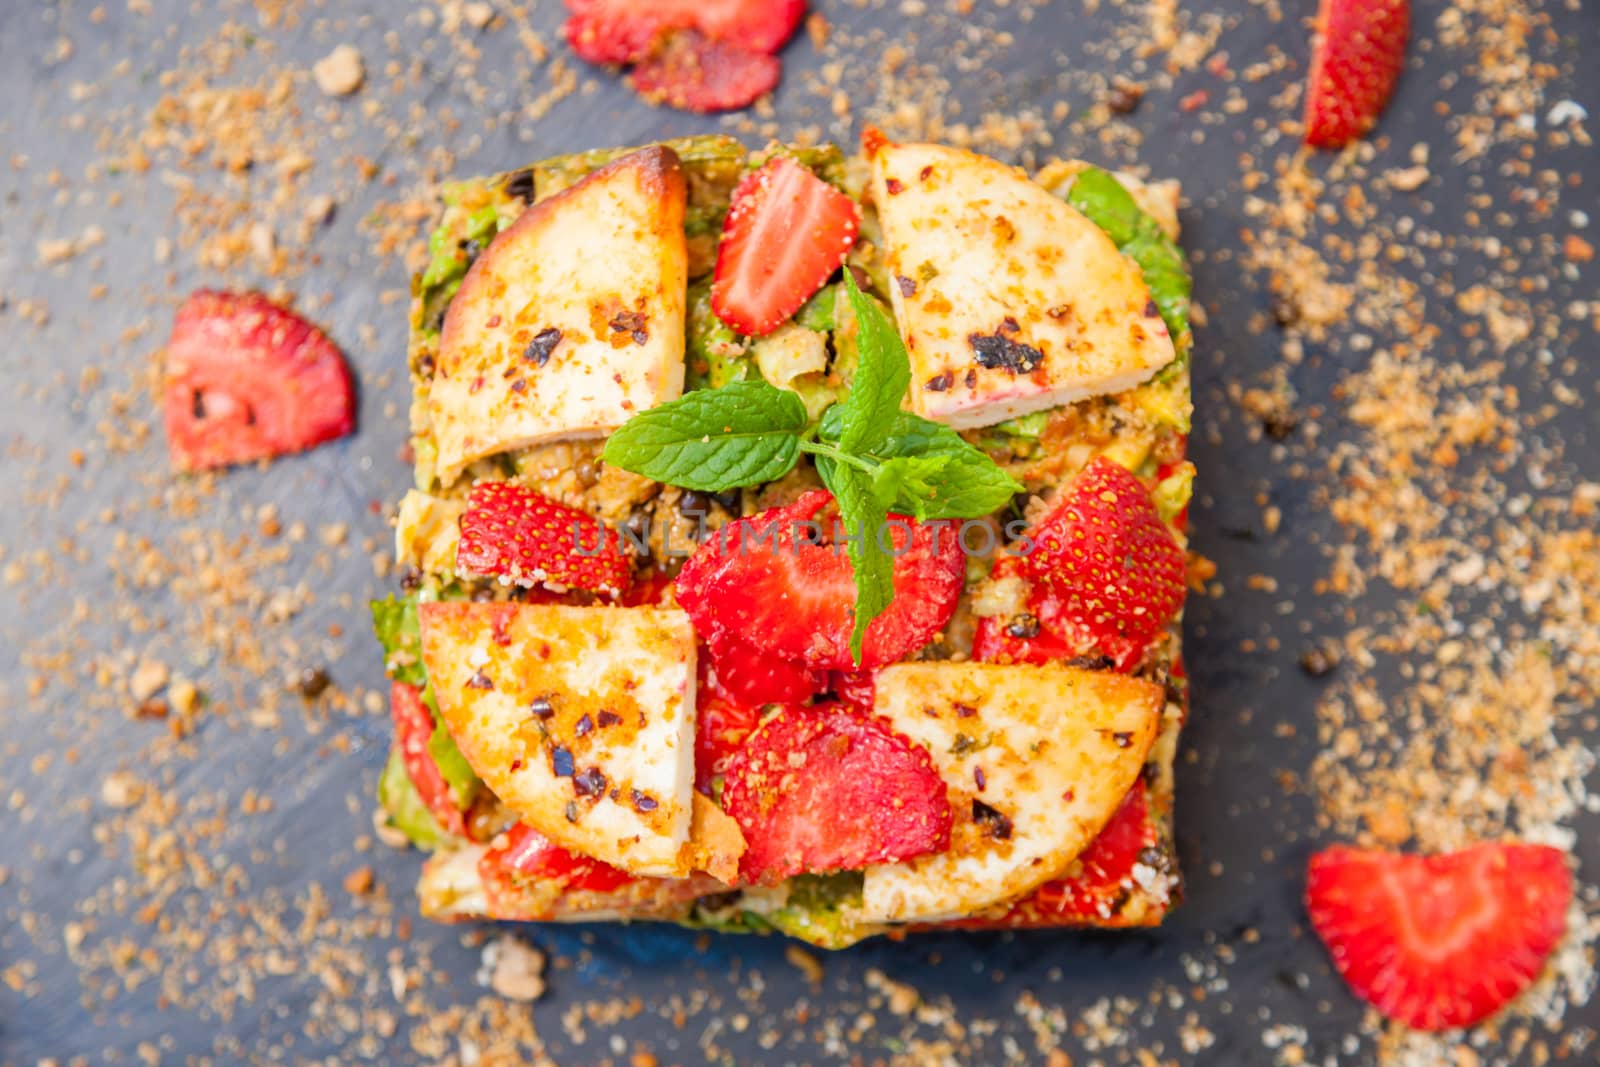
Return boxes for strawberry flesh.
[456,482,634,597]
[1307,842,1571,1031]
[722,704,952,884]
[630,31,780,114]
[1022,457,1185,670]
[711,156,861,337]
[674,490,964,671]
[704,626,826,707]
[564,0,805,64]
[163,290,355,471]
[693,684,772,792]
[390,681,466,836]
[1303,0,1410,149]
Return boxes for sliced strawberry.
[704,627,826,707]
[693,686,770,792]
[630,31,780,114]
[390,681,466,836]
[1303,0,1409,149]
[1307,842,1572,1031]
[722,705,951,884]
[455,482,634,597]
[675,491,964,671]
[829,670,876,715]
[163,290,355,471]
[1022,457,1186,671]
[564,0,805,64]
[711,156,861,337]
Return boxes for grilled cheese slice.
[418,601,697,877]
[868,141,1176,429]
[861,662,1163,923]
[429,145,689,485]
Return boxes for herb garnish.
[603,273,1023,661]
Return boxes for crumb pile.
[0,0,1593,1064]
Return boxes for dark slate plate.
[1,1,1594,1063]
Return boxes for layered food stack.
[371,134,1195,947]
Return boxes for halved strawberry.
[1022,457,1186,670]
[704,626,825,707]
[390,681,466,836]
[711,156,861,337]
[722,704,951,884]
[674,490,964,671]
[564,0,805,64]
[1307,842,1572,1031]
[1303,0,1410,149]
[693,686,770,792]
[630,30,780,113]
[455,482,634,597]
[163,290,355,471]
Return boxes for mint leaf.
[832,272,910,455]
[872,452,1022,520]
[821,462,895,663]
[817,407,1023,520]
[371,595,426,688]
[603,379,807,491]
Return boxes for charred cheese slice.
[418,601,697,877]
[861,662,1163,923]
[429,145,689,485]
[869,141,1176,429]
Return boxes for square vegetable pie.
[371,134,1194,948]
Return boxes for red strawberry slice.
[390,681,466,836]
[1303,0,1410,149]
[674,490,964,671]
[1307,842,1572,1031]
[564,0,805,64]
[704,627,825,707]
[722,705,952,884]
[1023,457,1186,671]
[829,670,876,715]
[693,685,770,791]
[711,156,861,337]
[455,482,634,597]
[630,31,780,114]
[163,290,355,471]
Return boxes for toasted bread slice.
[869,141,1176,429]
[860,662,1163,922]
[418,601,698,877]
[430,145,689,484]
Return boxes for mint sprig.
[601,273,1024,663]
[603,379,807,490]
